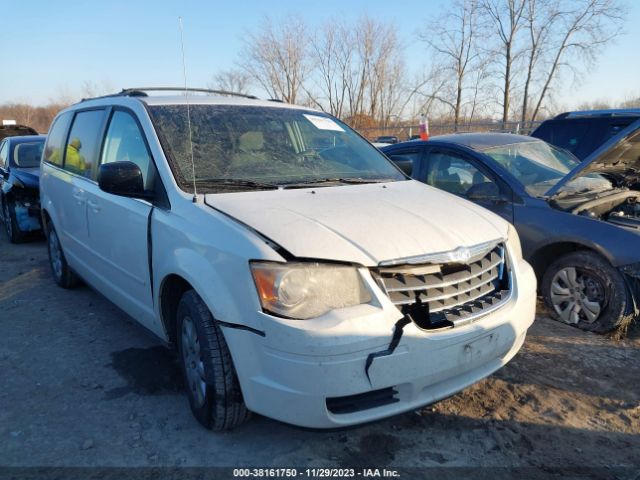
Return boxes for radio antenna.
[178,17,198,203]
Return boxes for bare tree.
[423,0,488,128]
[207,69,252,95]
[481,0,528,126]
[239,15,311,103]
[529,0,625,121]
[520,0,561,125]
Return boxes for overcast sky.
[3,0,639,111]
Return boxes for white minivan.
[40,88,537,430]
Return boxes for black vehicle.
[0,122,38,141]
[382,126,640,333]
[531,109,640,160]
[375,135,399,144]
[0,135,46,242]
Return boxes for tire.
[46,221,79,289]
[542,250,633,334]
[176,290,251,430]
[2,196,24,243]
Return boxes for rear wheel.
[176,290,250,430]
[542,251,632,333]
[46,221,79,288]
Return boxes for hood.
[205,180,508,266]
[12,168,40,189]
[546,119,640,197]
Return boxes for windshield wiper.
[281,177,396,189]
[195,178,280,190]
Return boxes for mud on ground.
[0,234,639,475]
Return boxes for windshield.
[147,104,405,192]
[12,141,44,168]
[483,140,613,197]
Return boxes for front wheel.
[2,197,24,243]
[542,251,632,333]
[176,290,251,430]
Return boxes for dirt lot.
[1,232,639,478]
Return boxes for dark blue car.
[382,126,640,334]
[0,135,46,242]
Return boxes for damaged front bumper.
[13,198,42,232]
[619,264,640,317]
[230,259,537,428]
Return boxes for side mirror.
[97,161,150,199]
[389,155,413,176]
[466,182,503,202]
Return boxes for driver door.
[422,148,514,223]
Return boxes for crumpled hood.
[205,180,508,266]
[546,120,640,197]
[12,168,40,189]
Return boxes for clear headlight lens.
[250,262,372,320]
[507,223,522,260]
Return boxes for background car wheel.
[2,197,24,243]
[46,222,79,289]
[176,290,250,431]
[542,251,633,333]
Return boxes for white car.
[39,88,537,430]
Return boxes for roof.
[6,134,46,143]
[553,108,640,119]
[76,87,315,112]
[400,133,540,151]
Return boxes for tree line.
[210,0,629,129]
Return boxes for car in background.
[531,109,640,160]
[0,135,46,242]
[382,129,640,334]
[0,121,38,141]
[375,135,399,144]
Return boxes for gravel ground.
[1,232,639,478]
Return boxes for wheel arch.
[529,240,614,284]
[159,273,194,348]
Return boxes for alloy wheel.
[181,316,207,407]
[48,229,63,280]
[550,267,605,324]
[3,200,12,239]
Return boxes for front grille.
[373,242,511,329]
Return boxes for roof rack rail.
[81,87,258,102]
[553,108,640,119]
[120,87,258,99]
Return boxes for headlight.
[250,262,372,319]
[506,224,522,260]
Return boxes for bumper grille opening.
[373,242,511,330]
[327,387,399,415]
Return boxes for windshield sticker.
[303,114,344,132]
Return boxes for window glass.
[13,141,44,168]
[387,148,420,175]
[101,110,153,189]
[484,140,612,197]
[0,141,8,169]
[43,112,73,166]
[427,152,491,197]
[64,110,106,179]
[147,105,405,193]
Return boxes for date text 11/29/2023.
[232,468,400,478]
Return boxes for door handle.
[72,190,86,205]
[87,199,101,212]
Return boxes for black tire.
[2,196,24,243]
[176,290,250,430]
[46,221,79,289]
[542,250,633,334]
